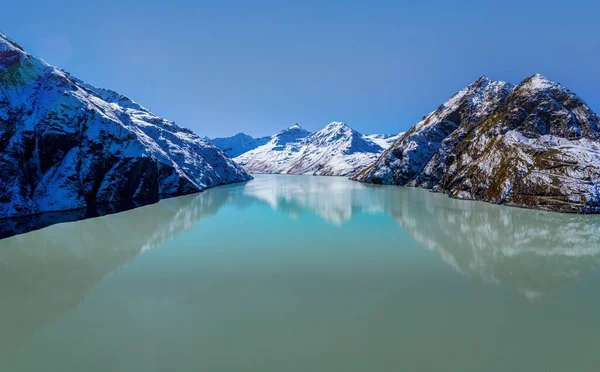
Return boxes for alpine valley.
[0,32,250,219]
[3,29,600,216]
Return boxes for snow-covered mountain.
[353,74,600,213]
[234,122,399,176]
[232,124,311,172]
[0,31,251,218]
[361,133,402,149]
[208,132,271,157]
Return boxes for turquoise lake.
[1,174,600,371]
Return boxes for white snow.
[234,122,397,176]
[522,73,558,91]
[362,133,403,149]
[0,32,251,218]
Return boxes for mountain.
[208,132,271,157]
[235,122,393,176]
[353,74,600,213]
[232,124,311,173]
[362,133,403,149]
[0,31,251,218]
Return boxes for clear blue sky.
[3,0,599,137]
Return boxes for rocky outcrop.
[0,32,251,218]
[353,74,600,213]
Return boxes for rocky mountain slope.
[353,74,600,213]
[208,132,270,157]
[0,32,251,218]
[234,122,396,176]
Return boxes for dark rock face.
[353,74,600,213]
[0,32,251,219]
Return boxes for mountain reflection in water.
[0,190,228,352]
[1,175,600,354]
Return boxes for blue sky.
[3,0,599,137]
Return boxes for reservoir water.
[1,175,600,371]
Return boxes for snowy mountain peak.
[0,32,251,218]
[315,122,354,137]
[323,121,349,130]
[0,31,24,52]
[0,31,28,70]
[408,76,513,136]
[273,124,311,146]
[208,132,271,157]
[462,76,509,96]
[518,73,562,92]
[503,74,600,140]
[465,75,511,92]
[235,122,398,176]
[279,123,309,135]
[354,73,600,213]
[468,75,493,88]
[354,75,514,185]
[309,122,382,155]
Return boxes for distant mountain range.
[353,74,600,213]
[3,30,599,215]
[206,133,271,157]
[0,32,250,219]
[208,123,402,176]
[210,72,600,213]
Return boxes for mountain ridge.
[353,73,600,213]
[231,122,402,176]
[0,31,251,219]
[208,132,271,157]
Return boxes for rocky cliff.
[353,74,600,213]
[0,32,251,218]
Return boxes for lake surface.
[1,174,600,372]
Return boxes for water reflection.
[2,175,600,352]
[380,186,600,299]
[241,175,384,225]
[0,190,228,351]
[0,199,159,240]
[240,176,600,300]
